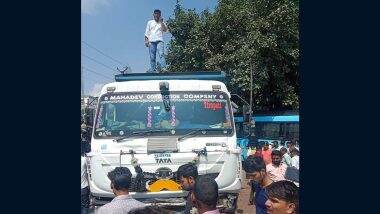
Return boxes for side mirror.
[242,105,251,123]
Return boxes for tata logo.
[206,142,222,146]
[154,153,172,164]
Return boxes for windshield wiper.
[114,130,171,142]
[178,129,209,141]
[178,128,231,142]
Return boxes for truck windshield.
[94,91,233,138]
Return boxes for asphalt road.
[236,170,256,214]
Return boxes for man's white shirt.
[145,20,165,42]
[291,155,299,170]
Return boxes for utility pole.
[249,63,256,142]
[250,63,254,118]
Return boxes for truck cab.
[86,72,242,212]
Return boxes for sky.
[81,0,218,96]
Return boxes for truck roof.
[99,79,230,96]
[114,71,226,82]
[96,71,230,96]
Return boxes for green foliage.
[166,0,299,111]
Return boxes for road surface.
[236,170,255,213]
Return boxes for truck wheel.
[219,194,238,213]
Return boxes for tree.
[166,0,299,111]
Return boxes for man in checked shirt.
[97,167,146,214]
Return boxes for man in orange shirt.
[262,142,272,165]
[253,145,263,158]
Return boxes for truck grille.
[147,138,178,154]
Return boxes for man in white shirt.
[81,155,90,214]
[266,150,288,182]
[288,140,299,153]
[291,149,299,170]
[144,9,168,73]
[280,147,292,167]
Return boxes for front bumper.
[91,192,239,213]
[89,176,241,199]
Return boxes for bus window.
[255,123,281,139]
[252,115,299,144]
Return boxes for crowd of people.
[82,163,222,214]
[244,140,300,214]
[81,114,300,214]
[246,141,299,171]
[81,160,298,214]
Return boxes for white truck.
[86,72,242,212]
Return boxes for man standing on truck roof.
[177,163,199,214]
[145,9,168,73]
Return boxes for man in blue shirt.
[243,156,273,214]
